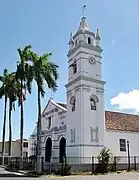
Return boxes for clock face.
[89,57,96,65]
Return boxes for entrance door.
[45,137,52,162]
[59,137,66,162]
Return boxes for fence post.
[114,156,117,172]
[127,141,130,171]
[127,156,131,171]
[92,157,94,174]
[134,156,136,171]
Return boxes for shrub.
[64,163,71,176]
[95,147,112,173]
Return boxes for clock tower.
[66,16,105,160]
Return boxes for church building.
[28,16,139,163]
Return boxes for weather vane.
[81,5,86,17]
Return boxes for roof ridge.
[105,110,139,117]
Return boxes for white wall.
[105,130,139,156]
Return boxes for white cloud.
[110,89,139,112]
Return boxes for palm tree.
[28,51,58,172]
[16,45,32,169]
[8,74,20,161]
[0,69,15,165]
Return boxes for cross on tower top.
[81,5,86,17]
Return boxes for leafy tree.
[15,45,32,169]
[28,51,58,172]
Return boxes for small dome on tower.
[78,17,90,32]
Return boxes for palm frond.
[29,51,38,63]
[23,45,32,55]
[17,48,23,60]
[47,62,59,80]
[42,71,57,92]
[41,52,52,61]
[26,65,34,94]
[3,68,8,77]
[0,76,4,82]
[0,85,5,98]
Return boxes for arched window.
[88,37,91,44]
[72,60,77,74]
[75,39,78,46]
[90,95,99,110]
[90,99,96,110]
[70,96,76,112]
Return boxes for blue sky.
[0,0,139,140]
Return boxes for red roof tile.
[105,111,139,132]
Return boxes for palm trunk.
[20,80,24,169]
[36,87,42,173]
[8,99,12,165]
[2,95,7,165]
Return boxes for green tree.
[28,51,58,172]
[15,45,32,169]
[0,69,15,164]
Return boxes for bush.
[63,163,71,176]
[95,148,112,173]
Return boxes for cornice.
[65,75,106,88]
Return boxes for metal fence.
[0,156,139,174]
[42,156,139,174]
[0,156,36,170]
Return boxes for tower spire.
[81,5,86,18]
[95,28,101,47]
[96,28,101,40]
[68,32,74,50]
[78,5,90,32]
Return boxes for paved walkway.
[0,167,31,179]
[0,167,139,180]
[44,172,139,180]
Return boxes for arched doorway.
[59,137,66,162]
[45,137,52,162]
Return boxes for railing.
[1,155,139,174]
[42,156,139,174]
[0,156,36,170]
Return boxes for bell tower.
[66,16,105,160]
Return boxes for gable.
[42,99,67,118]
[42,100,58,117]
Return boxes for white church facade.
[28,17,139,163]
